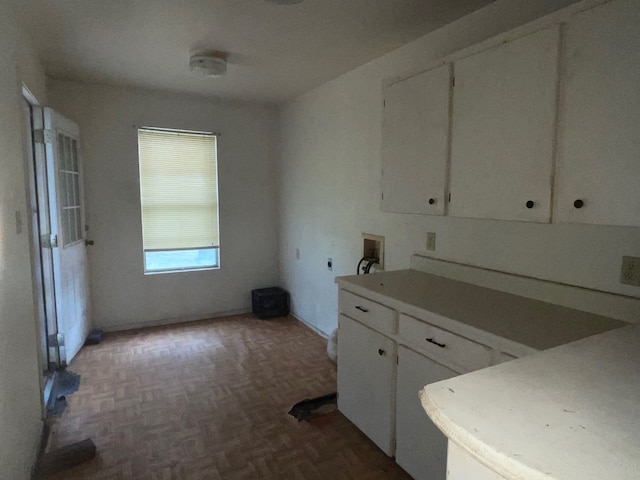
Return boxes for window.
[58,133,83,246]
[137,128,220,273]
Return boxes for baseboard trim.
[290,311,329,339]
[31,419,48,479]
[99,309,252,333]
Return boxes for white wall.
[47,81,280,330]
[277,0,640,335]
[0,12,48,479]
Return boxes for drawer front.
[398,314,491,372]
[339,290,396,334]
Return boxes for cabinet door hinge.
[396,354,399,365]
[448,192,452,203]
[451,76,456,87]
[33,129,54,144]
[381,192,384,201]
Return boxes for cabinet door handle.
[525,200,535,209]
[574,199,584,209]
[355,306,369,313]
[426,338,446,348]
[378,349,386,356]
[428,198,436,205]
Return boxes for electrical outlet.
[620,256,640,286]
[426,232,436,251]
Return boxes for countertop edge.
[419,388,554,480]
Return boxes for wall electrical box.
[362,233,385,270]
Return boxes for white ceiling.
[11,0,494,104]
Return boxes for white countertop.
[336,269,626,351]
[421,324,640,480]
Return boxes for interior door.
[44,108,91,365]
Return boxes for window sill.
[144,266,220,275]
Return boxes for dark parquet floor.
[44,314,411,480]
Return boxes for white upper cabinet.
[554,0,640,227]
[449,26,560,222]
[381,64,452,215]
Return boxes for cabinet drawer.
[339,290,396,334]
[398,314,491,372]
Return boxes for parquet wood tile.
[44,315,411,479]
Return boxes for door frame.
[22,84,61,413]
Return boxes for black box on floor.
[252,287,289,319]
[85,329,104,345]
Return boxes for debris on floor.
[47,369,81,416]
[288,393,337,422]
[34,438,96,478]
[85,329,105,345]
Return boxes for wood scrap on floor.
[34,438,96,478]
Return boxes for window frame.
[137,126,221,274]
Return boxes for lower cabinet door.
[395,346,457,480]
[337,314,396,455]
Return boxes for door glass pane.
[64,210,71,244]
[58,134,65,170]
[66,173,73,208]
[75,208,82,241]
[71,139,78,172]
[62,135,69,171]
[61,173,69,207]
[73,174,80,207]
[57,132,83,246]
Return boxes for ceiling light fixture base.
[189,51,228,77]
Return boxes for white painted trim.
[290,311,330,339]
[99,308,251,332]
[410,255,640,323]
[22,83,40,106]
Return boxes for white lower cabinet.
[337,288,521,479]
[395,346,457,480]
[337,314,396,455]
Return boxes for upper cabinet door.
[381,64,451,215]
[449,26,560,223]
[554,0,640,227]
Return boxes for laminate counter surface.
[336,269,626,351]
[421,324,640,480]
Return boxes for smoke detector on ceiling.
[189,51,227,77]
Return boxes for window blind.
[138,128,219,251]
